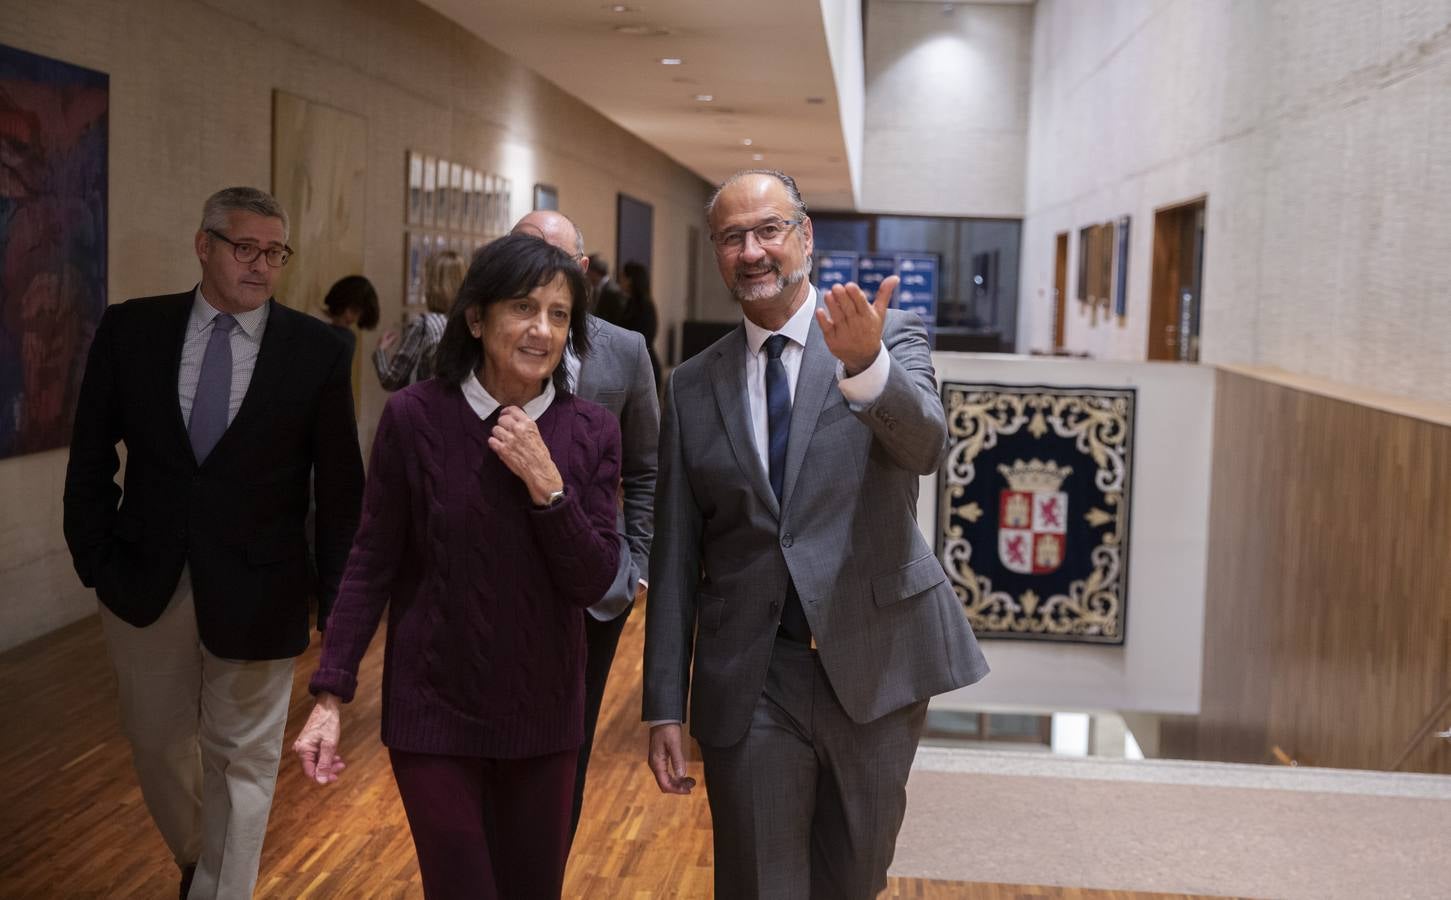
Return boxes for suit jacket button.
[769,600,781,613]
[781,533,793,548]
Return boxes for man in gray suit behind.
[511,211,659,841]
[643,169,989,898]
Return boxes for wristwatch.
[540,487,566,507]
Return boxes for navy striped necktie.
[763,334,791,501]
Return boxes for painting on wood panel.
[937,383,1136,644]
[271,90,367,401]
[0,43,108,460]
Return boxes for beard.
[730,258,810,304]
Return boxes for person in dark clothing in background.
[618,261,661,388]
[585,254,627,326]
[321,274,380,364]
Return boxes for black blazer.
[63,291,364,660]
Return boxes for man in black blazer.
[63,187,364,899]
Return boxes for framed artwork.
[0,44,109,459]
[533,183,559,212]
[448,162,463,231]
[421,155,437,226]
[406,151,423,225]
[1114,215,1131,320]
[472,171,486,234]
[434,157,450,229]
[938,382,1136,644]
[405,231,426,307]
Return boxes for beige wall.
[860,0,1033,217]
[0,0,726,651]
[1019,0,1451,405]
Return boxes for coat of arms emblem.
[997,459,1070,575]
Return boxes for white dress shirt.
[462,373,556,420]
[739,284,890,472]
[177,287,269,428]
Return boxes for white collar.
[462,373,556,421]
[190,285,268,338]
[743,283,817,355]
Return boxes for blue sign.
[894,253,938,331]
[856,255,896,297]
[815,251,858,292]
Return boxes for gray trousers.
[699,637,928,900]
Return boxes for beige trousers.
[99,569,294,900]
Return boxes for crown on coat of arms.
[997,458,1071,493]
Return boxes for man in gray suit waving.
[643,170,988,898]
[511,211,659,841]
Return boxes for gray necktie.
[189,313,237,463]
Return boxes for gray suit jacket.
[643,308,988,747]
[574,315,659,619]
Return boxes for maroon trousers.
[389,747,577,899]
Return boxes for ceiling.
[418,0,857,208]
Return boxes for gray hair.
[705,169,808,223]
[200,187,290,241]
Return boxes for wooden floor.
[0,603,1220,899]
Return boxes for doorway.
[1147,198,1206,361]
[1053,231,1069,350]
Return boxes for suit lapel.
[575,316,607,399]
[201,299,292,468]
[162,292,197,458]
[781,315,836,509]
[709,327,780,518]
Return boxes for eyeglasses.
[206,229,294,268]
[710,218,803,252]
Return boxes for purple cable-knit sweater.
[309,378,621,759]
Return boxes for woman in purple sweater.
[292,234,622,899]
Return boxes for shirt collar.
[743,283,817,355]
[462,373,557,421]
[191,285,269,338]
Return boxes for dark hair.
[586,254,608,277]
[622,261,651,301]
[705,168,808,223]
[322,275,380,330]
[431,233,591,392]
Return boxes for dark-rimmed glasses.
[206,229,294,268]
[710,218,803,252]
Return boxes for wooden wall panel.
[1163,370,1451,772]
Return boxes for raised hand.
[816,274,899,376]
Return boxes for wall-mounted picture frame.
[407,151,423,225]
[421,154,437,227]
[1114,215,1131,320]
[534,183,559,212]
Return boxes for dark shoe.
[179,864,196,900]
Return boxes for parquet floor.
[0,604,1221,899]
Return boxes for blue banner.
[894,253,938,331]
[814,251,858,293]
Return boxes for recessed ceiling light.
[694,94,714,102]
[751,153,765,161]
[741,138,753,146]
[606,4,634,12]
[615,24,671,36]
[659,57,683,65]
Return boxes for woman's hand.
[489,406,566,505]
[293,693,347,785]
[377,328,400,352]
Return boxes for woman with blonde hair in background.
[373,250,466,389]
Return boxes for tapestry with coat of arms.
[937,383,1136,644]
